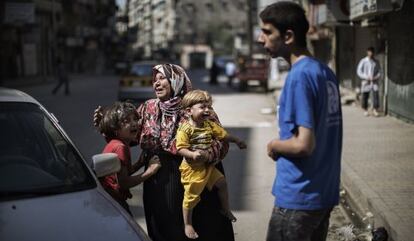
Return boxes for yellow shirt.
[176,120,227,151]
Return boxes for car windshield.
[0,103,95,198]
[130,64,153,76]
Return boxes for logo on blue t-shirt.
[327,81,340,114]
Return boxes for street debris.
[327,190,390,241]
[362,212,375,231]
[336,224,356,241]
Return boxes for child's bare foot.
[184,224,199,239]
[221,210,237,222]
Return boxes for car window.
[130,64,153,76]
[0,103,95,197]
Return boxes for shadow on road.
[222,127,251,211]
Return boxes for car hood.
[0,189,148,241]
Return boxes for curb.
[341,162,404,241]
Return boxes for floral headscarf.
[138,64,192,153]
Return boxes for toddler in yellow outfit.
[176,89,247,239]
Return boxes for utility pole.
[125,0,131,62]
[247,0,254,55]
[51,0,58,78]
[149,0,154,59]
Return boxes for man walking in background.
[257,2,343,241]
[52,58,70,95]
[209,60,219,85]
[357,47,381,117]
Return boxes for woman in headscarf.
[94,64,234,241]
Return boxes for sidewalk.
[341,105,414,241]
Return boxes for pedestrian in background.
[52,58,70,95]
[225,61,236,87]
[357,47,381,117]
[258,2,343,241]
[210,60,219,85]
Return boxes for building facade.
[383,0,414,122]
[128,0,176,60]
[58,0,118,74]
[1,1,61,81]
[126,0,252,67]
[0,0,118,85]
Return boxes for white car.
[0,88,150,241]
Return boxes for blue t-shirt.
[273,56,343,210]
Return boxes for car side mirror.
[92,153,120,177]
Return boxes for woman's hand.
[236,140,247,149]
[191,150,209,162]
[145,155,162,175]
[204,148,218,165]
[208,139,229,165]
[93,105,103,127]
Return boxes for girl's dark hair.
[98,102,138,140]
[259,1,309,48]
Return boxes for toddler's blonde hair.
[181,89,212,109]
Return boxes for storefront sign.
[326,0,350,21]
[4,2,35,25]
[350,0,393,20]
[309,1,349,26]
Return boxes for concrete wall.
[385,0,414,122]
[336,26,355,89]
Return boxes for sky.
[116,0,126,9]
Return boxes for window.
[205,3,213,11]
[0,103,95,195]
[220,0,228,10]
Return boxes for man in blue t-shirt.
[257,2,343,241]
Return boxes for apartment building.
[126,0,252,66]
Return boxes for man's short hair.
[367,47,375,53]
[259,1,309,48]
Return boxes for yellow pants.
[179,160,224,209]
